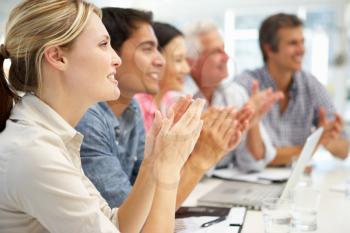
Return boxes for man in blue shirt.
[77,99,145,207]
[235,13,349,165]
[76,8,164,207]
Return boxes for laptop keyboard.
[199,181,284,210]
[234,185,282,209]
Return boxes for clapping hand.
[246,80,283,127]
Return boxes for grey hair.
[184,20,219,59]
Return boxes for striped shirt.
[235,66,347,147]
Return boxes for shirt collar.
[98,98,138,129]
[183,75,228,101]
[289,72,299,96]
[10,94,79,144]
[262,66,299,97]
[126,98,139,114]
[261,66,278,90]
[119,98,138,127]
[183,75,201,97]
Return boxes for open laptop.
[198,127,324,210]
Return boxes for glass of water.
[291,186,320,231]
[262,198,291,233]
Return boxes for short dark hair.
[259,13,303,63]
[102,7,153,52]
[152,22,183,50]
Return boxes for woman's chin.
[113,90,121,100]
[171,84,183,93]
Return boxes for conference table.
[182,149,350,233]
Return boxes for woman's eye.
[175,57,184,63]
[99,41,108,47]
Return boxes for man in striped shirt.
[235,13,349,165]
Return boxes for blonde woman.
[0,1,204,233]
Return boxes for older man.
[183,20,283,171]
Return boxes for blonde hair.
[0,0,101,131]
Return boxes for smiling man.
[183,21,283,172]
[76,8,164,208]
[235,13,349,165]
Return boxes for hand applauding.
[188,106,252,171]
[246,80,284,127]
[318,107,343,146]
[144,97,205,186]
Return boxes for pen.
[201,216,226,228]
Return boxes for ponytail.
[0,44,17,132]
[0,0,101,132]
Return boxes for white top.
[0,95,119,233]
[183,77,276,172]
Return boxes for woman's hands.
[144,97,205,187]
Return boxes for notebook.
[198,127,324,210]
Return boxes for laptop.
[198,127,324,210]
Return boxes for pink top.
[135,92,179,132]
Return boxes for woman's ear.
[43,46,68,71]
[186,57,194,67]
[187,56,201,78]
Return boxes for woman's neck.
[37,87,90,127]
[38,68,96,127]
[154,88,168,109]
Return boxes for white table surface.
[182,150,350,233]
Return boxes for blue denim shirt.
[76,99,145,208]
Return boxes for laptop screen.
[279,127,324,200]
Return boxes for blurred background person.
[135,22,190,131]
[235,13,349,165]
[184,20,283,172]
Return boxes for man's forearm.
[324,138,349,159]
[269,146,303,166]
[246,124,265,160]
